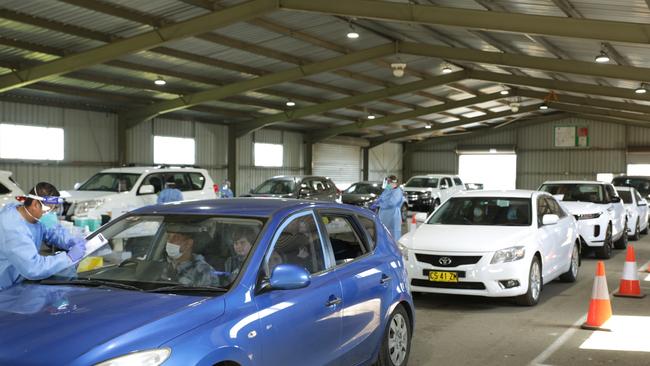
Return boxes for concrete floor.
[407,233,650,366]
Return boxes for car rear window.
[188,173,206,190]
[612,177,650,197]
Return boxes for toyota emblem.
[438,257,452,266]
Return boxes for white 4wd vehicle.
[61,166,218,222]
[0,170,24,209]
[403,174,465,213]
[538,181,627,259]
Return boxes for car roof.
[541,180,606,185]
[455,189,537,199]
[612,175,650,180]
[100,166,207,174]
[408,174,456,179]
[0,170,11,177]
[130,198,366,218]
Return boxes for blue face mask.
[39,212,59,229]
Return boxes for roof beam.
[369,103,542,147]
[279,0,650,45]
[468,70,650,102]
[517,90,650,115]
[400,42,650,83]
[0,0,277,93]
[123,43,396,123]
[235,71,468,136]
[411,112,573,148]
[308,92,507,143]
[549,102,650,124]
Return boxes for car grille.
[407,194,419,201]
[411,279,486,290]
[415,254,482,268]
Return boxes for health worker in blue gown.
[372,175,405,240]
[0,182,86,290]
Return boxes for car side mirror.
[74,182,81,190]
[611,196,621,203]
[138,184,155,194]
[542,214,560,225]
[639,199,648,207]
[269,264,311,290]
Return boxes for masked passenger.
[161,224,217,287]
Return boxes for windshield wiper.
[40,278,144,292]
[147,285,228,294]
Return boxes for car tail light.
[213,184,219,193]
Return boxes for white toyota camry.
[399,190,581,306]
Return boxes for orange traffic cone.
[581,261,613,331]
[614,245,646,298]
[409,214,417,232]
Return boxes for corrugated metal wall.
[237,129,304,194]
[408,116,636,190]
[369,143,403,182]
[0,101,117,189]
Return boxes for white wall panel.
[369,143,402,182]
[313,143,361,189]
[127,120,153,165]
[152,117,194,138]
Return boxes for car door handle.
[326,296,342,307]
[380,274,392,284]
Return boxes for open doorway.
[458,154,517,190]
[627,164,650,176]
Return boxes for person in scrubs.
[372,175,405,240]
[0,182,86,290]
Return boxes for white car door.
[536,196,562,279]
[607,185,626,237]
[546,196,575,276]
[633,190,649,230]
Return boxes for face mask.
[166,242,182,259]
[40,212,59,229]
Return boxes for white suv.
[61,166,218,222]
[0,170,24,209]
[538,181,627,259]
[403,174,465,213]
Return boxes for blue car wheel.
[377,305,411,366]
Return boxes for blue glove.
[369,202,379,210]
[67,240,86,263]
[61,236,85,251]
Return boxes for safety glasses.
[23,194,64,205]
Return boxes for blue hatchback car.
[0,199,414,366]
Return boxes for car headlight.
[397,242,410,259]
[74,199,105,215]
[420,192,431,198]
[94,349,171,366]
[491,246,526,264]
[577,212,602,220]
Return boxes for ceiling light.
[441,64,453,74]
[424,123,432,129]
[154,77,166,86]
[539,103,549,110]
[635,84,647,94]
[595,51,610,63]
[285,100,296,107]
[367,114,376,120]
[500,89,510,95]
[346,20,359,39]
[391,62,406,77]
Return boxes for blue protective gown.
[157,188,183,204]
[375,187,405,240]
[220,186,233,198]
[0,203,74,290]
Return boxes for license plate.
[428,271,458,282]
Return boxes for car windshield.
[428,197,532,226]
[539,184,606,203]
[618,190,633,204]
[49,215,264,293]
[345,183,383,195]
[405,177,438,188]
[612,177,650,197]
[78,173,141,192]
[253,179,296,195]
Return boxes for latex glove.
[61,236,85,251]
[67,240,86,263]
[369,202,379,210]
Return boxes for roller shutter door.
[313,143,361,189]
